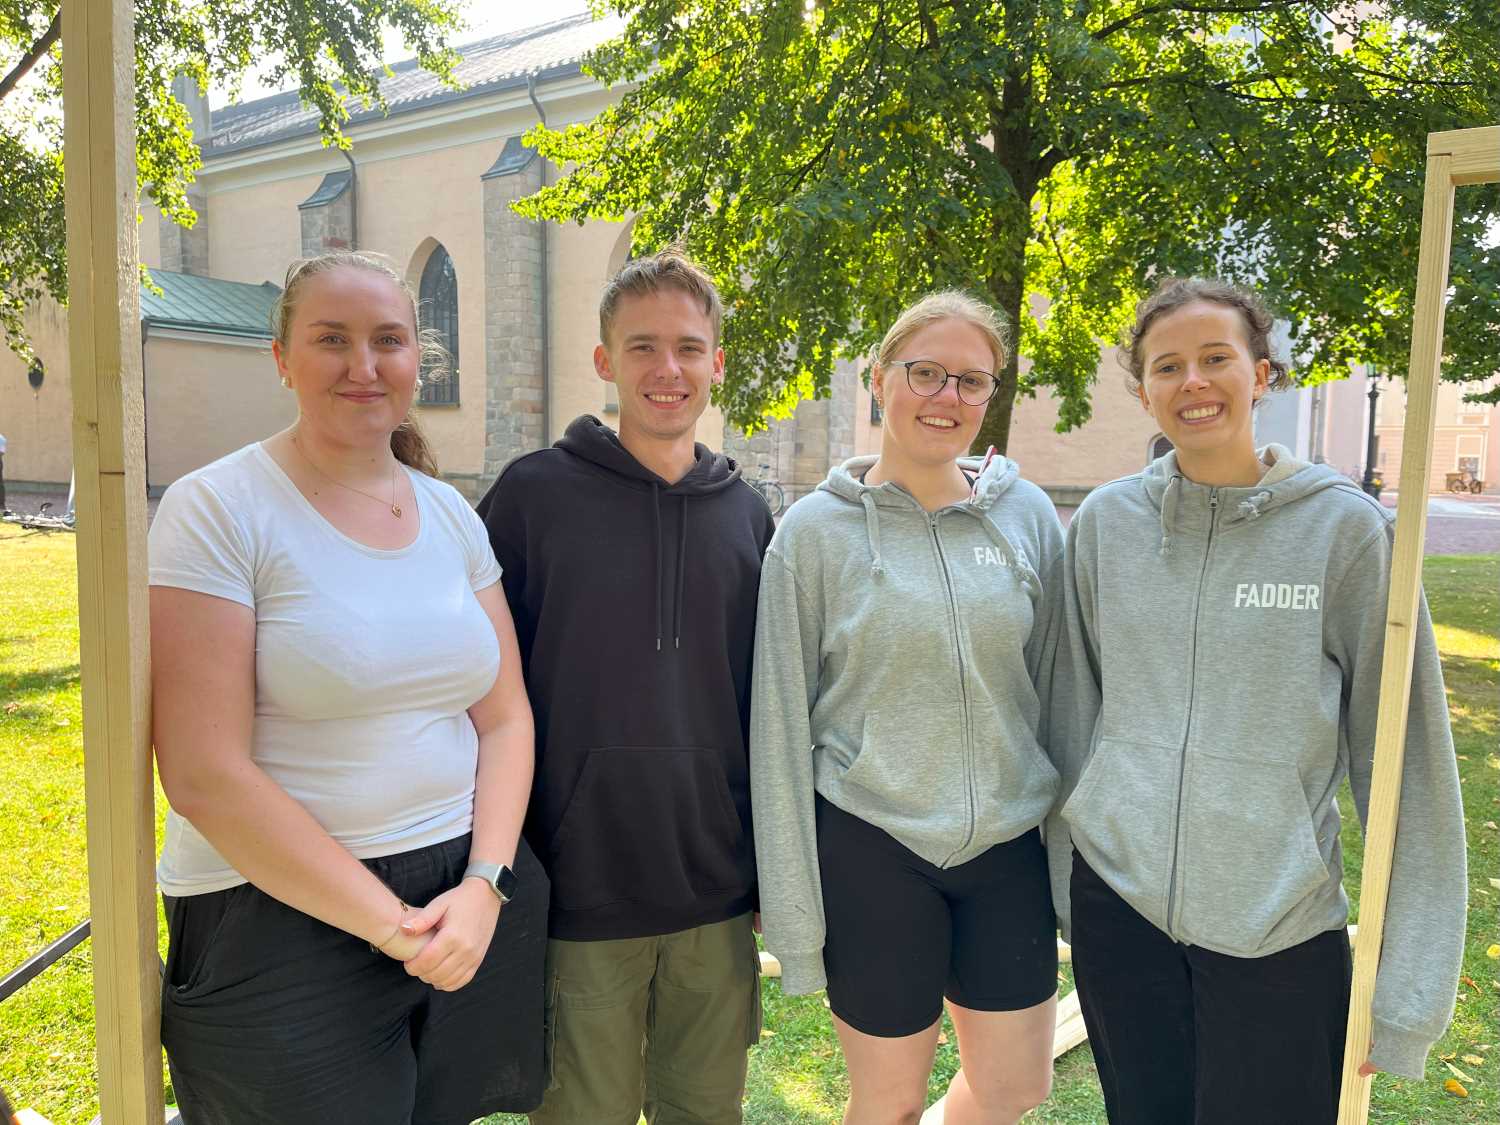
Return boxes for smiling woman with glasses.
[751,290,1068,1125]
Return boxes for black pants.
[1070,851,1352,1125]
[161,833,548,1125]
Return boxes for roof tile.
[205,12,623,157]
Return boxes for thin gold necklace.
[291,431,403,518]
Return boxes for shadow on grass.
[0,662,82,726]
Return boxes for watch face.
[496,865,518,901]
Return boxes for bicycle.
[1,500,76,532]
[747,472,786,516]
[1445,469,1484,495]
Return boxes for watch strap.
[463,861,516,903]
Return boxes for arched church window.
[419,245,459,405]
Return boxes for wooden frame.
[62,0,161,1122]
[56,2,1493,1107]
[1337,124,1499,1125]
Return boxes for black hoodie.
[477,416,776,940]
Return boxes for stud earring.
[281,376,291,389]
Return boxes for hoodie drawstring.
[650,485,691,652]
[651,483,664,651]
[673,496,688,649]
[1159,474,1182,556]
[1239,490,1273,521]
[859,493,885,576]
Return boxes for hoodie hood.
[554,415,748,651]
[817,453,1030,581]
[820,453,1020,509]
[1143,443,1356,555]
[556,414,743,495]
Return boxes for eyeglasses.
[894,360,1001,406]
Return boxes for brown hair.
[876,290,1011,373]
[599,246,724,346]
[271,251,444,476]
[1122,276,1290,399]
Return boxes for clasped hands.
[378,878,500,992]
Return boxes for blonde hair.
[876,291,1011,372]
[599,246,724,346]
[271,251,445,477]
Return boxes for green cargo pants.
[529,912,761,1125]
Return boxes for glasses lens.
[907,362,946,395]
[958,372,996,405]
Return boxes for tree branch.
[0,9,62,105]
[1091,1,1287,42]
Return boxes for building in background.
[3,13,1487,504]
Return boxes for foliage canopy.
[521,1,1500,449]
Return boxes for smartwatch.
[463,861,517,904]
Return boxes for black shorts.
[160,833,549,1125]
[815,796,1058,1038]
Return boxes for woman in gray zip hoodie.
[1051,277,1466,1124]
[751,292,1068,1125]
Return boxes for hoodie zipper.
[1165,485,1218,939]
[928,511,977,863]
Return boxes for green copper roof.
[141,269,280,339]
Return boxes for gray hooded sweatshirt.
[1049,446,1466,1079]
[751,454,1067,996]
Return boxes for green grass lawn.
[2,522,1495,1124]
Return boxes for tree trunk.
[974,234,1029,457]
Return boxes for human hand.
[1357,1040,1380,1077]
[375,903,435,963]
[399,879,501,991]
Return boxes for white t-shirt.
[148,442,502,896]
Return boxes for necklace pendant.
[391,504,403,518]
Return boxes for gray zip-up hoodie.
[751,454,1068,995]
[1049,446,1466,1079]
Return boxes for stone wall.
[158,188,211,276]
[480,138,546,481]
[298,172,354,257]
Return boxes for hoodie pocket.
[1174,752,1331,954]
[548,747,749,913]
[1060,738,1182,921]
[844,707,968,832]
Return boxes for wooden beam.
[1052,989,1087,1059]
[1337,125,1499,1123]
[1429,125,1500,186]
[61,0,161,1122]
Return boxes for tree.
[0,0,462,361]
[520,1,1500,450]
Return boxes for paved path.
[1057,491,1499,556]
[1381,492,1500,556]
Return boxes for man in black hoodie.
[477,249,775,1124]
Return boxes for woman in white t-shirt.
[149,252,547,1123]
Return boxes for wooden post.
[1337,125,1499,1125]
[62,0,162,1121]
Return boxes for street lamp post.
[1361,377,1383,498]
